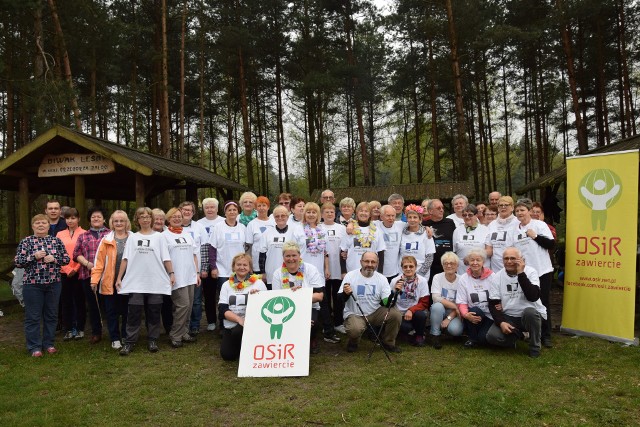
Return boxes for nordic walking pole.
[350,293,392,363]
[367,289,400,361]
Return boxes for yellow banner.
[562,150,638,344]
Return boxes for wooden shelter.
[0,125,246,237]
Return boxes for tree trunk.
[617,0,635,135]
[179,0,187,161]
[159,0,171,158]
[445,0,468,181]
[47,0,82,129]
[502,63,512,195]
[428,38,441,182]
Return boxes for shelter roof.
[516,135,640,194]
[0,125,246,200]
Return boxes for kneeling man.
[487,247,547,358]
[339,251,402,353]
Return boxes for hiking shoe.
[170,340,183,348]
[529,349,541,358]
[74,331,85,340]
[412,335,426,347]
[464,339,478,348]
[188,328,200,337]
[46,346,58,354]
[207,323,216,331]
[182,335,197,344]
[323,333,341,344]
[63,331,74,341]
[119,343,134,356]
[542,337,553,348]
[431,334,442,350]
[111,340,122,350]
[147,341,159,353]
[335,325,347,334]
[347,339,358,353]
[32,350,43,358]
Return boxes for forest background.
[0,0,638,241]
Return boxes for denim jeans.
[400,309,427,337]
[23,282,62,352]
[189,282,204,331]
[430,302,463,336]
[464,306,493,344]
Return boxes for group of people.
[16,189,557,360]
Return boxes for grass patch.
[1,304,639,426]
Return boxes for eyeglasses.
[498,204,512,208]
[280,201,291,205]
[321,196,335,200]
[442,261,457,266]
[461,213,475,218]
[138,215,152,220]
[503,257,518,261]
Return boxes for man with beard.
[423,199,457,287]
[339,252,402,353]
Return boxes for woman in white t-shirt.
[208,201,247,288]
[162,207,200,348]
[399,205,435,278]
[389,256,430,347]
[452,204,490,275]
[455,249,495,348]
[340,202,386,274]
[245,196,274,274]
[429,252,463,349]
[271,241,325,354]
[300,202,328,283]
[218,253,267,361]
[116,207,175,356]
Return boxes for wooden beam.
[136,173,145,208]
[75,175,86,228]
[18,178,29,239]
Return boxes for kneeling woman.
[116,207,175,355]
[219,253,267,361]
[390,256,430,347]
[271,241,325,354]
[455,249,495,347]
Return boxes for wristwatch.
[446,315,452,321]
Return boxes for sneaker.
[120,343,134,356]
[310,339,320,354]
[111,340,122,350]
[147,340,159,353]
[74,331,85,340]
[431,334,442,350]
[542,337,553,348]
[383,344,402,353]
[335,325,347,334]
[529,349,541,358]
[63,331,74,341]
[413,335,426,347]
[207,323,216,331]
[46,347,58,354]
[346,339,358,353]
[32,350,43,358]
[323,333,341,344]
[188,328,200,337]
[170,340,183,348]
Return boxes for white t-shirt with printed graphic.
[399,229,436,278]
[375,220,405,278]
[456,271,495,319]
[453,224,490,275]
[271,262,324,310]
[507,219,554,275]
[319,222,347,280]
[431,272,460,305]
[485,216,517,271]
[340,225,386,273]
[389,274,429,314]
[162,230,198,290]
[339,270,390,318]
[120,231,172,295]
[208,221,247,277]
[258,226,306,285]
[245,218,274,271]
[219,278,268,329]
[489,266,546,319]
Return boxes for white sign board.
[238,288,311,377]
[38,153,115,177]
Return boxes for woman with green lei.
[218,253,267,361]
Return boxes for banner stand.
[560,327,639,346]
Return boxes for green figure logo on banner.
[261,296,296,339]
[578,168,622,231]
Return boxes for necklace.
[353,221,377,248]
[228,274,260,290]
[304,224,326,254]
[281,260,304,288]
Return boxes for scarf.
[239,210,257,226]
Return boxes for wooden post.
[136,173,145,208]
[186,183,197,205]
[74,175,86,228]
[18,178,29,239]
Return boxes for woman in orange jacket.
[91,210,132,350]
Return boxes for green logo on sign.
[578,168,622,231]
[261,296,296,340]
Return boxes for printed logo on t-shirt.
[259,226,267,233]
[506,282,520,293]
[353,238,362,248]
[470,290,489,304]
[273,236,285,243]
[137,239,151,247]
[515,232,528,241]
[356,284,376,296]
[405,242,419,251]
[225,232,241,241]
[442,288,456,301]
[175,237,188,244]
[229,294,249,306]
[384,232,398,243]
[491,231,507,242]
[327,230,336,236]
[462,235,475,241]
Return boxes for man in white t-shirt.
[486,247,547,358]
[338,252,402,353]
[376,205,404,281]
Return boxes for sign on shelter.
[38,153,115,177]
